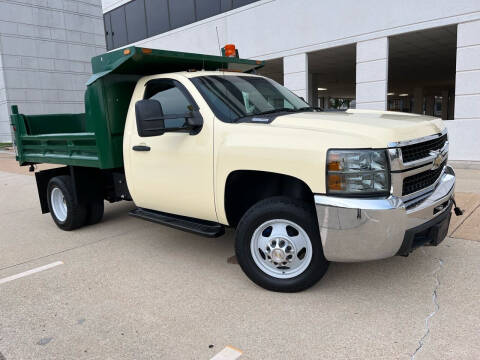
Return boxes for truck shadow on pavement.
[217,228,443,294]
[99,202,444,296]
[99,202,136,225]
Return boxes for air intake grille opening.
[402,161,446,196]
[401,134,447,163]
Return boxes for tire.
[46,175,87,231]
[235,196,329,292]
[85,199,104,225]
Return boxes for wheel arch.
[223,170,315,228]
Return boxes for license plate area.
[396,200,453,256]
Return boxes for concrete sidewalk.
[0,154,479,360]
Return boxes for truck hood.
[269,109,445,147]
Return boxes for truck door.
[127,77,217,222]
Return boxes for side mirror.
[135,99,165,137]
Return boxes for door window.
[144,80,195,129]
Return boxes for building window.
[125,0,147,43]
[104,0,261,51]
[104,12,113,50]
[110,6,128,49]
[232,0,257,8]
[145,0,170,37]
[221,0,233,12]
[168,0,196,29]
[196,0,222,21]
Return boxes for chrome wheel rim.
[51,187,67,222]
[250,219,313,279]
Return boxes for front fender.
[214,123,326,224]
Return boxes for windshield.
[190,75,310,122]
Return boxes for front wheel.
[235,197,329,292]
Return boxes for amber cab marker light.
[141,48,153,54]
[224,44,236,57]
[123,49,131,55]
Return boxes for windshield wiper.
[253,108,298,116]
[235,108,296,122]
[296,106,323,112]
[235,107,323,122]
[256,107,323,115]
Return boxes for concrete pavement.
[0,154,479,359]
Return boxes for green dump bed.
[11,46,264,169]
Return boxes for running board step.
[129,208,225,238]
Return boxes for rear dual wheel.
[47,176,104,231]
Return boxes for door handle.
[132,145,151,152]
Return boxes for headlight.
[327,149,390,196]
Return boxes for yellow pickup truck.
[11,47,459,292]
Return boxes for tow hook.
[452,198,464,216]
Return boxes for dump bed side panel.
[10,106,101,168]
[11,74,139,169]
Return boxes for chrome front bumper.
[314,166,456,262]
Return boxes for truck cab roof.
[169,70,262,78]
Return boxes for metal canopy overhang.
[87,46,265,85]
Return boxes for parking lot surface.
[1,153,479,359]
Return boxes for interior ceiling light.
[317,87,327,91]
[387,92,395,96]
[399,93,409,97]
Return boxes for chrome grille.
[388,129,449,205]
[401,134,447,163]
[402,161,446,196]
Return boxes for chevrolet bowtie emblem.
[430,150,444,170]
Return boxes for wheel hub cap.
[271,248,285,262]
[250,219,313,279]
[51,187,67,222]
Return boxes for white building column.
[284,53,309,103]
[356,38,389,110]
[448,19,480,160]
[0,54,10,142]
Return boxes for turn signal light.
[123,49,131,55]
[327,174,343,191]
[327,161,340,171]
[141,48,152,54]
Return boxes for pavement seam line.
[411,255,444,360]
[449,203,480,238]
[0,229,138,272]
